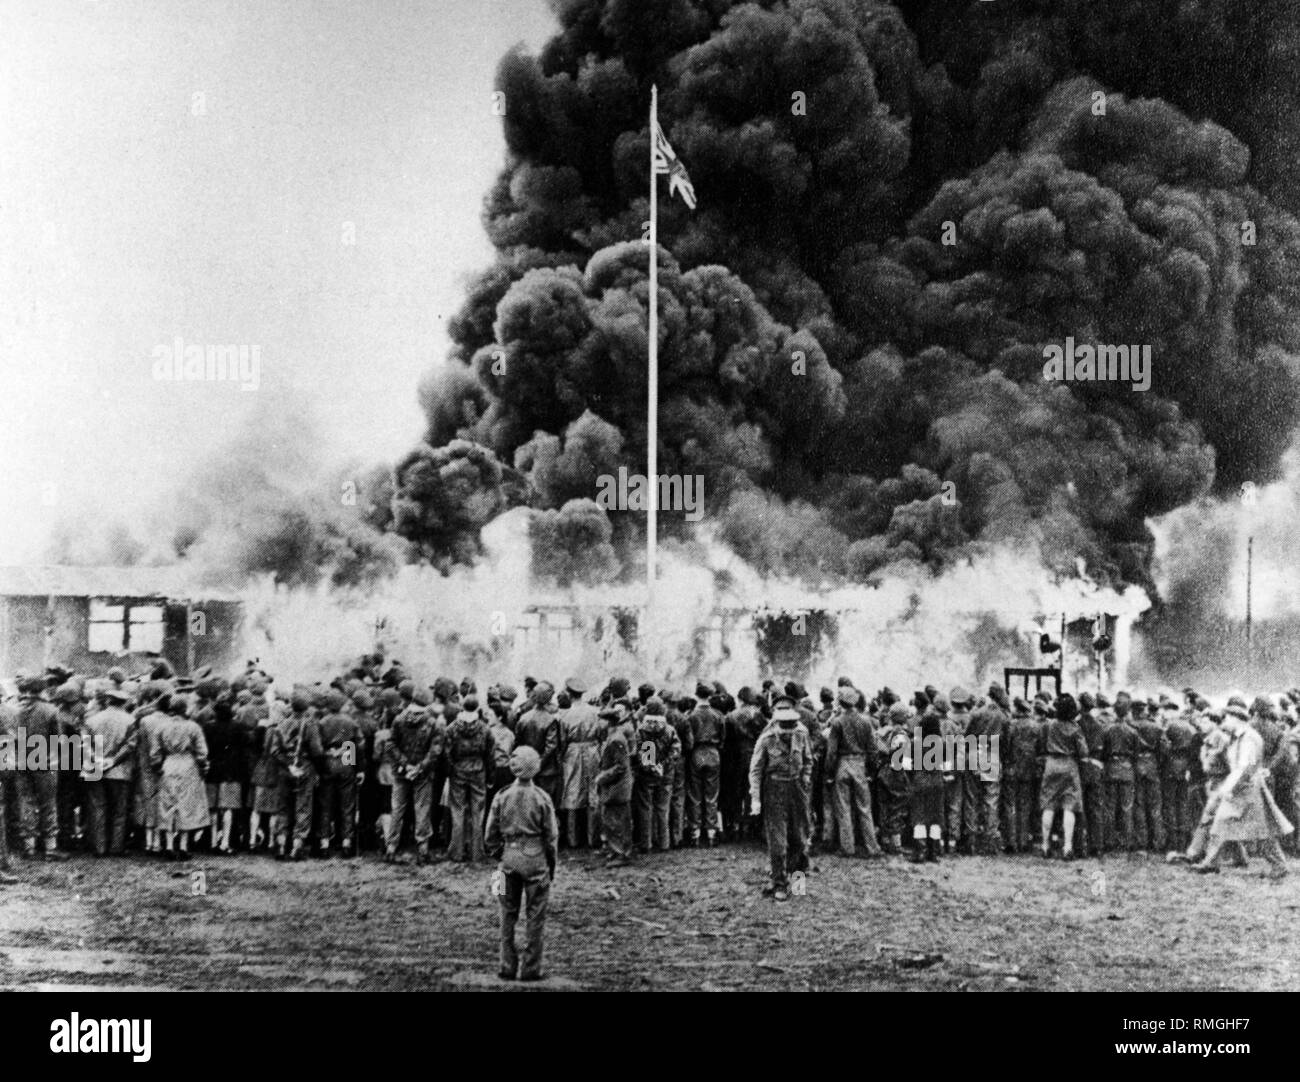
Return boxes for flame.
[233,507,1149,695]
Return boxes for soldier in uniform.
[444,695,493,862]
[687,687,725,847]
[874,701,912,854]
[825,685,883,857]
[722,688,765,840]
[318,688,366,858]
[383,689,441,864]
[81,687,136,857]
[1131,698,1168,851]
[786,683,826,850]
[486,746,559,982]
[750,694,813,900]
[930,693,964,855]
[1002,698,1042,853]
[963,684,1006,855]
[347,689,381,854]
[484,704,516,829]
[52,682,86,852]
[514,682,563,813]
[1075,692,1107,857]
[269,691,324,861]
[816,687,837,843]
[1161,698,1201,854]
[14,678,65,860]
[1102,693,1140,851]
[1271,705,1300,857]
[666,691,695,847]
[595,702,634,867]
[633,698,680,852]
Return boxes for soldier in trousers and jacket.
[445,697,493,862]
[15,678,65,860]
[962,685,1006,854]
[1002,698,1042,853]
[749,695,813,900]
[875,702,913,853]
[687,690,725,847]
[596,703,634,867]
[514,683,563,814]
[318,689,366,858]
[269,692,324,861]
[1131,701,1168,851]
[1161,701,1201,854]
[668,694,696,847]
[1102,699,1140,850]
[825,686,883,857]
[384,694,441,864]
[486,746,558,982]
[633,700,680,851]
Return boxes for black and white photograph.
[2,0,1299,1038]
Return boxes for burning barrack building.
[0,566,243,680]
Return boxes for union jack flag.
[653,118,697,210]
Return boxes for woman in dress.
[1037,693,1088,860]
[1190,704,1293,877]
[150,696,210,861]
[131,682,170,854]
[195,680,240,853]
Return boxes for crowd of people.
[1,654,1296,901]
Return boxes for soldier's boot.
[22,841,37,860]
[382,846,398,864]
[416,842,431,866]
[289,840,307,862]
[341,841,354,859]
[318,840,330,859]
[926,838,940,863]
[705,830,716,848]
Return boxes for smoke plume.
[402,0,1300,599]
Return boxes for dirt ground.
[1,844,1298,991]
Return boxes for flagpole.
[647,84,659,639]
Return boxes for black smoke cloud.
[398,0,1300,592]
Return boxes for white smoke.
[233,506,1149,696]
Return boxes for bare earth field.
[1,845,1297,992]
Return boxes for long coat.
[560,703,603,810]
[1210,724,1294,843]
[132,711,168,828]
[150,717,210,833]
